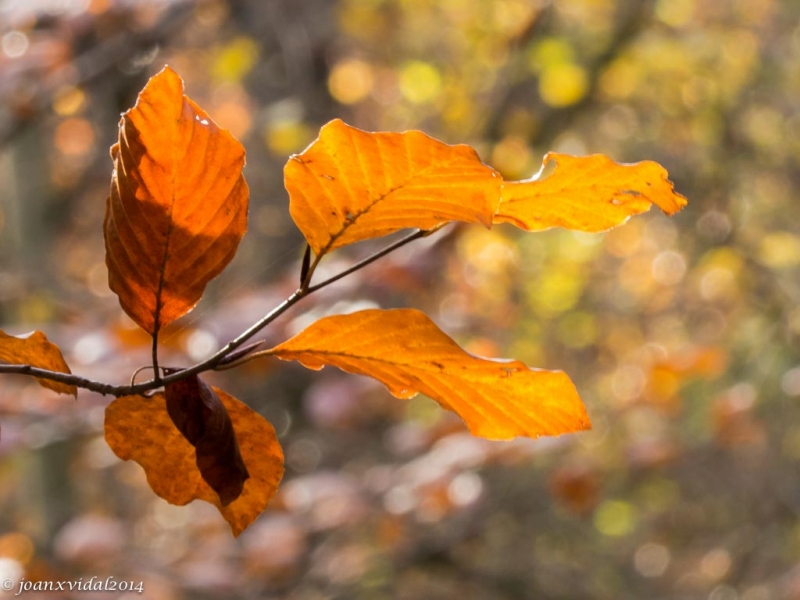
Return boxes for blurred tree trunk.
[3,120,54,281]
[14,439,76,545]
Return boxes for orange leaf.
[495,153,687,232]
[165,374,249,506]
[104,66,249,335]
[286,122,686,255]
[104,387,283,537]
[0,330,76,396]
[285,119,501,256]
[268,309,589,440]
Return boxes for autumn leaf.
[0,330,76,396]
[267,309,589,440]
[105,387,283,536]
[495,153,687,232]
[285,119,502,257]
[104,66,249,335]
[165,374,249,506]
[286,122,686,259]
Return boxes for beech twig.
[0,228,436,397]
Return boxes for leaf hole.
[529,158,558,183]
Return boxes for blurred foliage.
[0,0,799,598]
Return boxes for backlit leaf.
[105,388,283,537]
[285,119,501,257]
[286,122,686,257]
[495,153,687,232]
[104,66,249,335]
[165,374,249,506]
[268,309,589,440]
[0,330,76,396]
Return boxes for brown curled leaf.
[105,388,283,536]
[164,374,249,506]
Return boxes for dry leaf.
[165,374,250,506]
[285,119,501,256]
[268,309,589,440]
[495,153,687,232]
[0,330,76,396]
[104,66,249,335]
[105,387,283,536]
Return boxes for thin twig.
[307,228,433,293]
[0,228,437,397]
[0,364,121,396]
[1,291,304,396]
[219,228,435,369]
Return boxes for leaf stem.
[0,228,438,397]
[300,250,324,292]
[299,244,312,288]
[151,331,161,384]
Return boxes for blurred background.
[0,0,799,598]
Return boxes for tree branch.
[0,228,437,397]
[0,364,122,396]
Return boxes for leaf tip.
[151,64,184,89]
